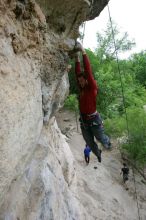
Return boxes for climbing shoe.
[103,142,112,150]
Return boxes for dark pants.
[80,113,110,158]
[123,174,129,183]
[84,155,90,164]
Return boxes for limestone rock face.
[0,0,108,219]
[0,118,88,220]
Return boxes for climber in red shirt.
[73,42,111,162]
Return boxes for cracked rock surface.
[0,0,109,219]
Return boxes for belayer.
[71,42,111,163]
[121,163,129,190]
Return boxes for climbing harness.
[107,3,141,220]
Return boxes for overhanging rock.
[36,0,109,38]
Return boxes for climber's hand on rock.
[74,41,83,52]
[74,41,86,54]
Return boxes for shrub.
[64,94,78,112]
[104,107,146,166]
[121,107,146,166]
[104,116,126,137]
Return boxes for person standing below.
[121,163,129,190]
[84,144,91,165]
[73,42,111,163]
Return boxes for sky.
[82,0,146,58]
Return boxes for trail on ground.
[56,109,146,220]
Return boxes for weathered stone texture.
[0,0,108,219]
[0,118,88,220]
[0,22,43,207]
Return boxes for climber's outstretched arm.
[75,53,81,75]
[76,42,97,90]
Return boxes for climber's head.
[77,73,88,88]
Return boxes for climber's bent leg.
[90,114,111,149]
[92,125,111,149]
[80,124,101,162]
[84,155,89,164]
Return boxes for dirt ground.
[55,108,146,220]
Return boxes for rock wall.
[0,117,88,219]
[0,0,108,219]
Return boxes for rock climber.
[71,42,111,163]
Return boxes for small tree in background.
[130,51,146,88]
[121,108,146,167]
[64,94,78,112]
[95,20,135,62]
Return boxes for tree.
[130,51,146,88]
[95,21,135,62]
[121,108,146,167]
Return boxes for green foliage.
[104,107,146,166]
[121,108,146,166]
[68,60,78,94]
[104,116,126,137]
[85,49,100,75]
[64,94,78,111]
[94,62,122,117]
[95,21,135,61]
[130,51,146,88]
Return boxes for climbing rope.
[81,22,86,46]
[107,3,141,220]
[107,4,130,139]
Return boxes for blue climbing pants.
[80,113,110,157]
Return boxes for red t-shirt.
[75,54,98,114]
